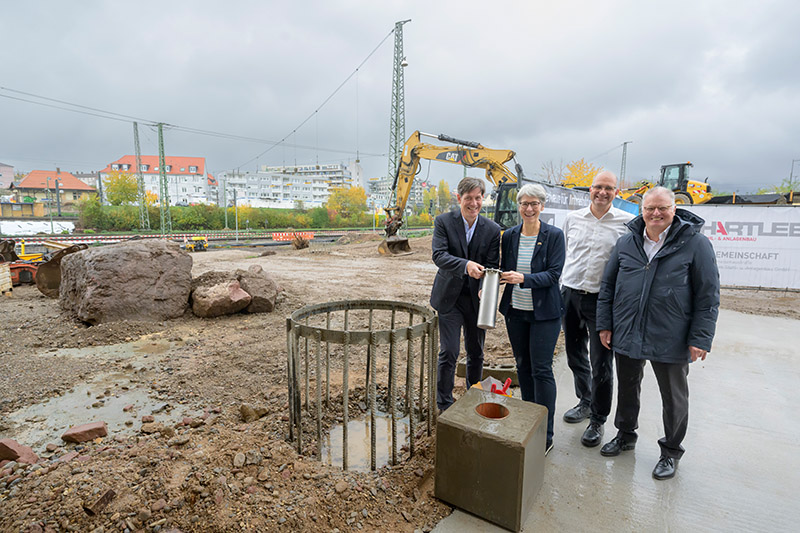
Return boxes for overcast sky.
[2,0,799,194]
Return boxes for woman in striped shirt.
[498,183,566,455]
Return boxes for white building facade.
[214,162,362,209]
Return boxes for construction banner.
[685,205,800,289]
[532,181,639,229]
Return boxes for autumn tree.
[437,180,452,212]
[144,190,159,206]
[326,186,367,219]
[104,170,138,205]
[756,175,800,194]
[562,159,603,188]
[422,185,438,214]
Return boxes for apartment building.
[100,156,210,205]
[214,162,362,208]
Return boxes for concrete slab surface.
[434,309,800,532]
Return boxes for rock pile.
[190,265,281,318]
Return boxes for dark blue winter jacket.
[596,209,720,363]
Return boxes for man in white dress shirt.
[560,171,634,447]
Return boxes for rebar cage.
[286,299,437,471]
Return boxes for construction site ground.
[1,233,798,532]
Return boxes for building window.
[122,164,130,171]
[141,164,149,171]
[189,166,197,173]
[111,164,119,171]
[165,165,172,172]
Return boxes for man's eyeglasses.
[518,201,541,209]
[591,185,616,192]
[642,205,674,214]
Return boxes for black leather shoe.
[600,436,636,457]
[563,403,590,423]
[581,422,604,447]
[545,440,554,456]
[652,456,678,480]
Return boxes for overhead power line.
[1,36,394,161]
[234,25,397,169]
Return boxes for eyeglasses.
[642,205,674,214]
[591,185,616,192]
[518,201,541,209]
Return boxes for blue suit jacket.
[498,221,565,321]
[430,210,501,314]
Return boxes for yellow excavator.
[378,131,524,255]
[0,239,88,297]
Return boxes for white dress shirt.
[643,226,670,262]
[561,206,634,293]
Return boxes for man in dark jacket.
[596,186,720,480]
[431,177,501,412]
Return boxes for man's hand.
[466,261,485,279]
[689,346,707,362]
[599,330,612,350]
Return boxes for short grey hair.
[643,186,675,204]
[457,177,485,197]
[517,183,546,204]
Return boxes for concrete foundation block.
[435,388,546,532]
[456,359,519,386]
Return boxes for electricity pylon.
[620,141,633,187]
[157,123,172,233]
[387,19,411,182]
[133,122,150,230]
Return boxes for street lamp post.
[46,177,54,234]
[233,188,239,242]
[790,159,800,188]
[55,177,62,217]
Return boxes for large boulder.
[190,265,280,316]
[60,239,192,324]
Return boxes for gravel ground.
[0,234,796,532]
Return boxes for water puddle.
[321,413,410,471]
[4,338,187,450]
[47,337,173,369]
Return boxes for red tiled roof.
[18,170,96,191]
[100,155,206,175]
[207,173,218,186]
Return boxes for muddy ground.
[1,234,798,532]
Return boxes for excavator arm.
[380,131,521,254]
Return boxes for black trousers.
[614,353,690,459]
[562,287,614,423]
[436,284,484,411]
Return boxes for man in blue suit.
[430,177,501,412]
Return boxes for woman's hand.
[500,271,524,285]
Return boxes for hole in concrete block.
[475,402,509,420]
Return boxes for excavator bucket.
[35,244,88,298]
[378,235,413,256]
[0,239,19,262]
